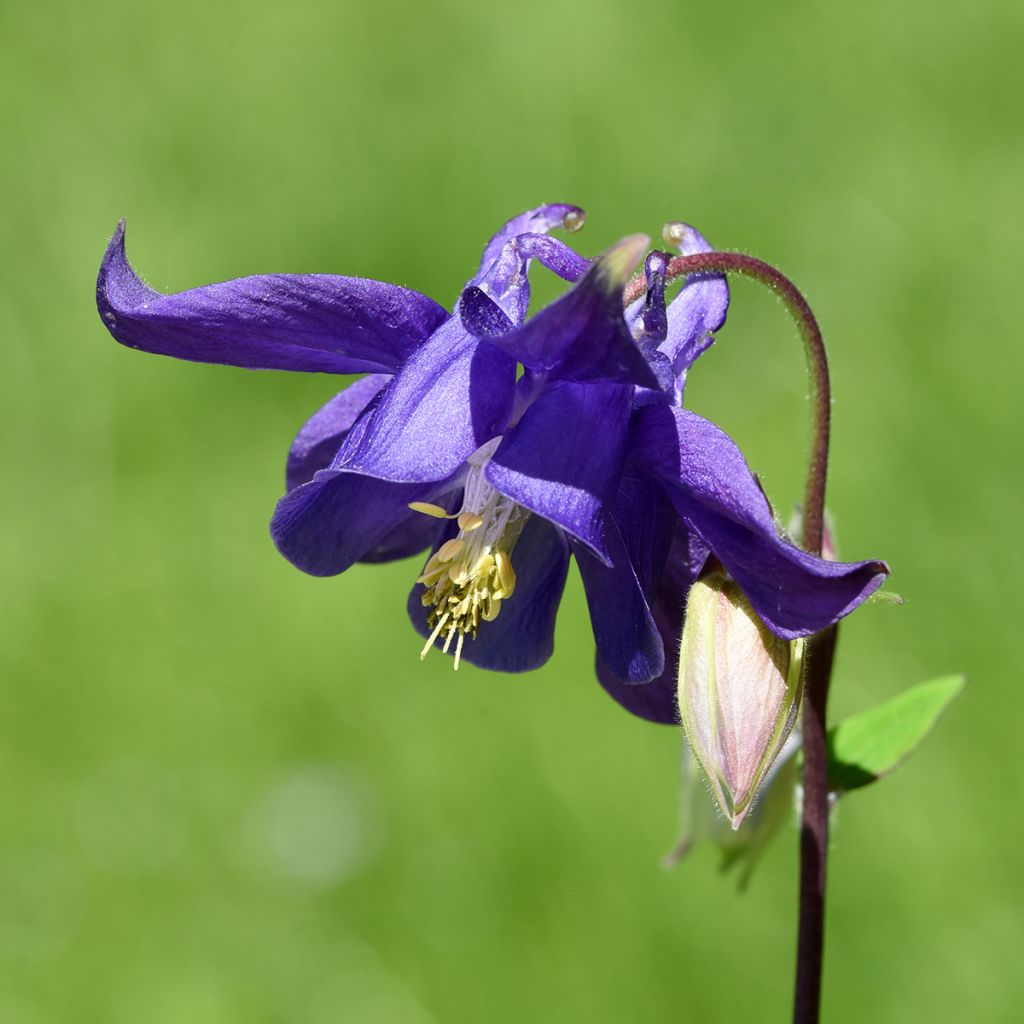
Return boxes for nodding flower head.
[97,205,887,711]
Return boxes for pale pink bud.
[678,569,805,829]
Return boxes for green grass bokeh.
[2,1,1020,1020]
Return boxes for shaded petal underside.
[629,405,888,638]
[286,374,390,491]
[594,523,709,724]
[271,468,459,576]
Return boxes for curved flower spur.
[96,205,886,697]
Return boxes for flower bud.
[677,569,805,829]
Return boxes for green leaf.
[827,675,965,792]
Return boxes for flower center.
[409,441,529,670]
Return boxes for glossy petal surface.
[630,405,888,638]
[335,317,516,483]
[98,222,448,374]
[486,379,633,562]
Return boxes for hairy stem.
[794,623,836,1023]
[626,251,833,1022]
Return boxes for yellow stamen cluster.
[416,534,517,670]
[408,492,526,670]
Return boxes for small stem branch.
[626,250,834,1022]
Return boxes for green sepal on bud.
[667,735,800,890]
[677,568,805,829]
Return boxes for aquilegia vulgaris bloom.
[97,204,887,720]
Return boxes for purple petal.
[459,239,599,337]
[477,236,660,389]
[335,317,516,483]
[623,252,676,405]
[359,489,461,564]
[573,474,675,683]
[629,405,888,638]
[576,531,666,685]
[485,379,633,563]
[516,235,590,283]
[474,205,586,323]
[594,523,708,724]
[596,655,679,724]
[460,287,514,338]
[639,250,670,342]
[286,374,389,491]
[97,221,449,374]
[662,222,729,381]
[407,515,570,672]
[270,468,459,576]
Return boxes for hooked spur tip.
[562,208,586,233]
[662,222,690,248]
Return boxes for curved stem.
[624,251,829,555]
[626,251,833,1023]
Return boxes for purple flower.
[97,207,888,712]
[457,223,887,718]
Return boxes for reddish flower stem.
[626,251,833,1024]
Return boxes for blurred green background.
[2,0,1020,1020]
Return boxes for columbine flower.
[461,222,888,712]
[96,206,887,694]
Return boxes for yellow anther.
[437,538,465,563]
[415,564,448,586]
[457,511,484,531]
[495,549,516,596]
[408,501,452,519]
